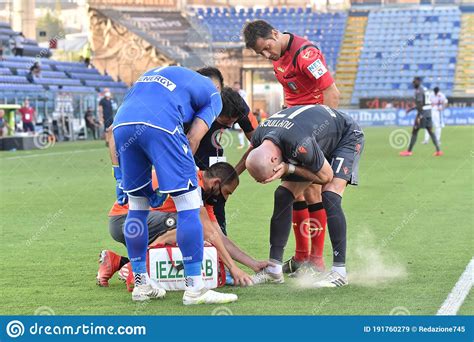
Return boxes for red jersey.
[19,107,35,123]
[273,33,334,107]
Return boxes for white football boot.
[311,270,348,288]
[251,268,284,285]
[132,278,166,301]
[183,288,238,305]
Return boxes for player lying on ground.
[97,163,269,287]
[113,66,237,304]
[241,104,364,287]
[243,19,342,274]
[400,77,443,157]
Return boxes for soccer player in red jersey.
[243,20,340,275]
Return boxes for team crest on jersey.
[277,67,285,73]
[302,49,315,59]
[298,146,307,154]
[287,81,298,91]
[307,59,328,80]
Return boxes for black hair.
[413,76,422,82]
[434,86,440,94]
[196,67,224,90]
[243,20,275,49]
[206,162,239,186]
[220,87,248,120]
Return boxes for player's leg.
[305,184,327,272]
[147,128,237,304]
[283,193,309,273]
[422,129,430,144]
[401,123,419,156]
[253,181,311,284]
[313,130,364,287]
[113,125,165,300]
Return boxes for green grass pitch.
[0,126,472,315]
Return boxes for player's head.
[24,98,29,106]
[196,67,224,92]
[433,86,440,95]
[203,162,239,201]
[232,81,241,91]
[243,20,282,61]
[217,87,248,127]
[0,109,4,117]
[246,140,283,183]
[412,77,422,88]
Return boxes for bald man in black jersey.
[241,104,364,287]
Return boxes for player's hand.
[251,260,273,272]
[262,162,288,184]
[116,185,128,206]
[230,266,253,287]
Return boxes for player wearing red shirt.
[243,20,341,275]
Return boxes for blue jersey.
[113,66,222,133]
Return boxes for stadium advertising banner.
[359,97,474,109]
[345,108,474,127]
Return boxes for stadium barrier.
[344,107,474,126]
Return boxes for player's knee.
[127,193,149,210]
[171,187,201,212]
[322,191,342,211]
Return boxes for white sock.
[134,272,149,286]
[267,261,282,274]
[332,266,347,278]
[185,275,204,292]
[238,132,245,146]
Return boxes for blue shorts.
[113,124,197,193]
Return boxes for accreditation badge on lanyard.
[209,128,227,166]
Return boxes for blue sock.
[124,209,149,274]
[176,208,203,277]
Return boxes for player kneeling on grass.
[113,66,238,304]
[97,163,269,289]
[241,104,364,288]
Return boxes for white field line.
[2,148,104,160]
[437,257,474,315]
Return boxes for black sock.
[308,202,324,212]
[408,129,419,152]
[322,191,346,266]
[427,129,440,151]
[269,186,295,262]
[119,256,129,268]
[293,201,307,211]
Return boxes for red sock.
[308,203,327,262]
[292,201,310,262]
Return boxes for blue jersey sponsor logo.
[136,75,176,91]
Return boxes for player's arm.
[98,101,104,124]
[297,47,338,107]
[199,207,253,286]
[234,145,253,175]
[218,229,270,272]
[322,83,340,109]
[187,117,210,155]
[264,159,333,185]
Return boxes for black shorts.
[414,111,432,129]
[283,126,365,186]
[109,211,177,246]
[23,122,34,132]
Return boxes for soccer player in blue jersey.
[113,66,238,304]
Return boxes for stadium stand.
[352,7,461,105]
[191,7,347,72]
[0,21,128,120]
[96,8,211,68]
[454,12,474,95]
